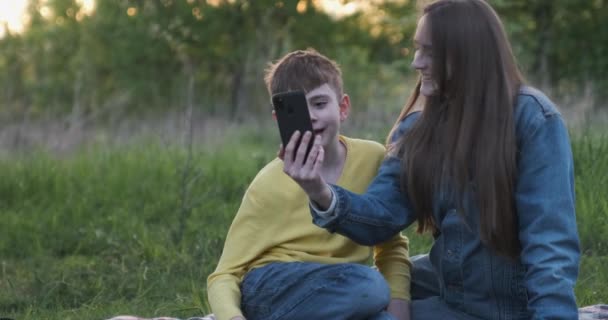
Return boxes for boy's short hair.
[264,49,343,100]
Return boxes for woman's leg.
[410,254,441,299]
[367,311,396,320]
[241,262,393,320]
[412,297,481,320]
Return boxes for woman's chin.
[420,86,437,97]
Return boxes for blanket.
[107,305,608,320]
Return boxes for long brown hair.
[391,0,524,259]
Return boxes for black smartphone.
[272,91,314,159]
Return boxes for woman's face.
[411,15,437,97]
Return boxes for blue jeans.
[411,254,480,320]
[240,262,395,320]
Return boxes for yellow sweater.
[207,136,411,320]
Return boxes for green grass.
[0,129,606,319]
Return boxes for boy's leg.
[410,254,440,299]
[241,262,392,320]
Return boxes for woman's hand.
[279,131,333,209]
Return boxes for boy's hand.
[279,131,333,209]
[387,299,411,320]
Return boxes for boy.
[207,49,411,320]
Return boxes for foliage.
[571,131,608,255]
[2,0,606,121]
[0,0,418,121]
[491,0,608,102]
[0,127,607,318]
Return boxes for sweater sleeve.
[206,170,278,320]
[373,233,412,300]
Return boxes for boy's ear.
[271,109,277,121]
[339,94,351,122]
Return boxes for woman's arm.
[312,156,416,245]
[516,112,580,319]
[283,113,421,245]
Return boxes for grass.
[0,126,606,319]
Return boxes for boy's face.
[304,83,349,149]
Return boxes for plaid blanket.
[107,305,608,320]
[106,316,215,320]
[107,316,215,320]
[579,305,608,320]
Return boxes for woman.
[280,0,580,319]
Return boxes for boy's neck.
[320,137,346,184]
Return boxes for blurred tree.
[0,0,605,122]
[0,30,25,118]
[492,0,608,104]
[18,0,82,114]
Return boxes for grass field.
[0,124,606,319]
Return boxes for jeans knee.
[346,265,391,314]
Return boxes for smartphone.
[272,91,314,159]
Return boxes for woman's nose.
[411,51,424,70]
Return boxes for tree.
[492,0,608,105]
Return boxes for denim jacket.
[312,86,580,320]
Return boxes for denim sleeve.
[310,112,421,246]
[516,113,580,319]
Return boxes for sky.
[0,0,359,38]
[0,0,29,35]
[0,0,95,37]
